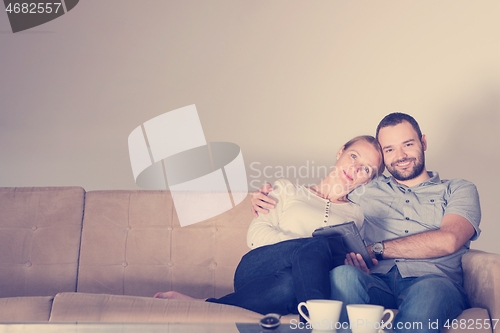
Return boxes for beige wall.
[0,0,498,254]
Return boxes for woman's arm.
[247,180,296,249]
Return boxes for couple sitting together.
[155,112,481,333]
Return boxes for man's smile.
[393,158,415,169]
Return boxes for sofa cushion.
[77,190,253,298]
[0,296,54,321]
[49,292,262,323]
[0,187,85,297]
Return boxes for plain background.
[0,1,498,254]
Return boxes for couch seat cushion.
[0,296,54,322]
[49,293,262,323]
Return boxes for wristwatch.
[372,242,384,261]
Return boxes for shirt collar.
[425,171,441,185]
[378,171,441,187]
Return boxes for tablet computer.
[312,221,375,269]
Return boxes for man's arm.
[371,213,475,259]
[347,214,475,270]
[250,183,275,217]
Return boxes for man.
[251,113,481,332]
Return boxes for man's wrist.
[371,242,385,261]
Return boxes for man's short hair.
[376,112,422,141]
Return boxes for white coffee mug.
[346,304,394,333]
[297,299,343,330]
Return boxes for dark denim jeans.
[206,236,347,315]
[330,265,469,333]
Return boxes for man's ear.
[336,146,345,160]
[421,135,427,151]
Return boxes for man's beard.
[387,152,425,181]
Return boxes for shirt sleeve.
[246,179,298,249]
[347,187,362,205]
[444,179,481,240]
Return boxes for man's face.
[378,121,426,182]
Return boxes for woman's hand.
[251,183,275,217]
[345,252,377,274]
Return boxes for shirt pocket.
[368,196,395,218]
[418,197,446,228]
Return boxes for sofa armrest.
[462,250,500,331]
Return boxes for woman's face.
[332,140,382,192]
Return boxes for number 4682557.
[5,3,62,14]
[444,318,498,330]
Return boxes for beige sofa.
[0,187,498,333]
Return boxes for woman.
[155,135,384,315]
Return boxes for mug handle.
[379,309,395,332]
[297,302,311,323]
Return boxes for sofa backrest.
[77,190,253,299]
[0,187,85,297]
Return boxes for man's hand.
[345,252,378,274]
[251,183,275,217]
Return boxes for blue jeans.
[330,265,469,333]
[206,237,347,315]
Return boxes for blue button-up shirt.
[348,171,481,286]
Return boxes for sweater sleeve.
[246,179,297,249]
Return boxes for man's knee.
[399,276,468,322]
[330,265,368,293]
[331,265,364,282]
